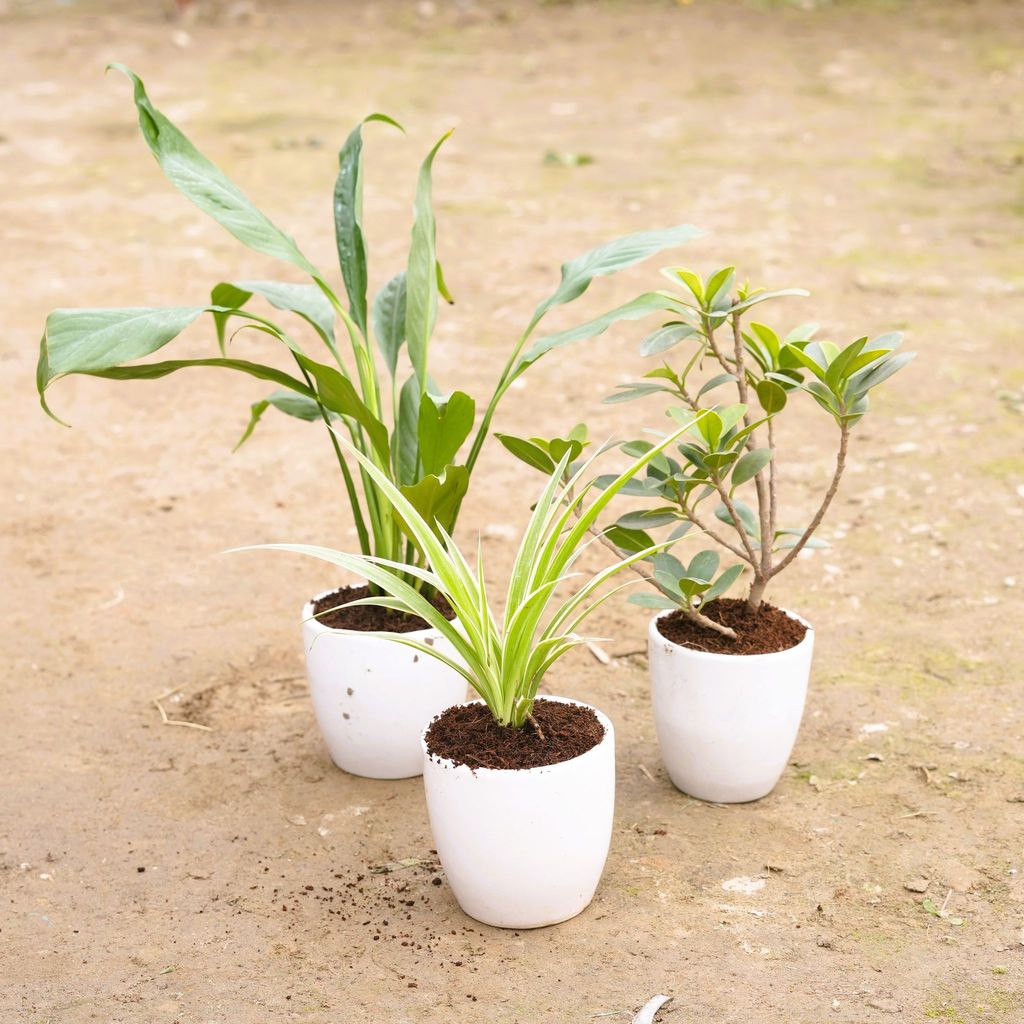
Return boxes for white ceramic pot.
[422,697,615,929]
[302,592,467,780]
[648,609,814,803]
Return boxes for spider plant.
[36,64,701,601]
[246,413,703,728]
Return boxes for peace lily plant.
[245,415,701,928]
[500,264,914,803]
[35,64,701,778]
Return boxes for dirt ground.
[3,0,1024,1021]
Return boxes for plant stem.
[567,483,737,639]
[526,712,546,741]
[770,422,850,577]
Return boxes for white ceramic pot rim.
[421,696,612,778]
[303,587,448,640]
[650,607,814,664]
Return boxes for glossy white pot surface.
[648,609,813,803]
[302,592,467,780]
[422,697,615,929]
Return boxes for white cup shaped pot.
[302,592,468,780]
[422,697,615,929]
[648,609,814,803]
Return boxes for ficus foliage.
[37,65,701,595]
[246,415,701,728]
[499,264,914,634]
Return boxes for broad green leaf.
[755,378,787,414]
[715,403,747,437]
[715,500,760,539]
[628,592,681,611]
[786,322,819,343]
[731,447,773,488]
[108,64,317,276]
[704,266,736,310]
[396,374,422,484]
[652,552,687,581]
[216,279,337,350]
[594,475,656,497]
[604,524,656,554]
[725,288,809,316]
[661,266,704,301]
[824,336,868,391]
[519,292,684,370]
[846,351,915,399]
[42,306,206,378]
[495,433,556,475]
[615,507,680,530]
[697,372,737,399]
[332,114,402,337]
[371,271,407,377]
[398,464,469,538]
[702,563,744,603]
[748,322,781,362]
[530,224,704,326]
[784,343,827,380]
[687,549,720,582]
[417,390,475,476]
[603,382,670,405]
[234,389,326,451]
[405,130,452,388]
[640,322,699,357]
[295,354,390,461]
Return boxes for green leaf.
[417,390,475,477]
[396,374,422,485]
[731,447,773,488]
[846,350,915,399]
[604,524,656,554]
[702,563,744,603]
[405,130,452,388]
[371,271,407,377]
[398,464,469,539]
[661,266,704,301]
[697,372,737,399]
[725,288,810,316]
[715,500,760,539]
[704,266,736,310]
[295,354,390,461]
[628,592,681,611]
[786,322,819,343]
[530,224,704,326]
[519,292,685,370]
[495,433,557,475]
[221,280,337,350]
[436,260,455,304]
[334,122,368,335]
[687,549,720,582]
[234,389,326,451]
[615,507,681,530]
[755,378,787,414]
[603,382,670,405]
[42,306,207,378]
[639,322,698,357]
[784,343,827,381]
[108,64,317,277]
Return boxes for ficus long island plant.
[499,267,914,639]
[244,415,704,730]
[35,65,702,598]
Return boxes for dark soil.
[656,598,808,655]
[424,699,605,770]
[311,585,455,633]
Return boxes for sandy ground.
[3,1,1024,1021]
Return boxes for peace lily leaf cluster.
[499,265,914,639]
[250,417,700,729]
[36,65,701,596]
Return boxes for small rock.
[904,877,929,893]
[722,876,765,895]
[286,814,307,826]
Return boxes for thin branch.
[566,482,737,639]
[767,415,778,558]
[771,423,850,576]
[731,314,772,577]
